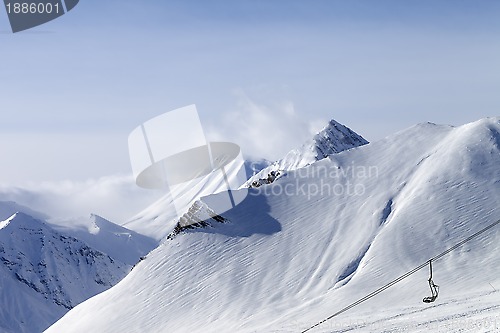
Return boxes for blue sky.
[1,0,500,184]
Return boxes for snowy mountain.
[47,117,500,333]
[50,214,157,265]
[0,212,130,333]
[246,118,368,187]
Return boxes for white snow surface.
[246,118,368,187]
[47,117,500,333]
[0,212,131,333]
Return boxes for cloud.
[0,175,164,224]
[205,91,326,161]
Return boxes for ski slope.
[47,117,500,333]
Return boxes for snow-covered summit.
[294,118,369,165]
[247,118,368,187]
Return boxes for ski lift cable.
[300,218,500,333]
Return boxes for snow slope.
[246,118,368,187]
[0,212,130,333]
[122,189,187,241]
[47,117,500,333]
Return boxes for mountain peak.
[307,118,368,160]
[49,214,157,266]
[247,118,368,186]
